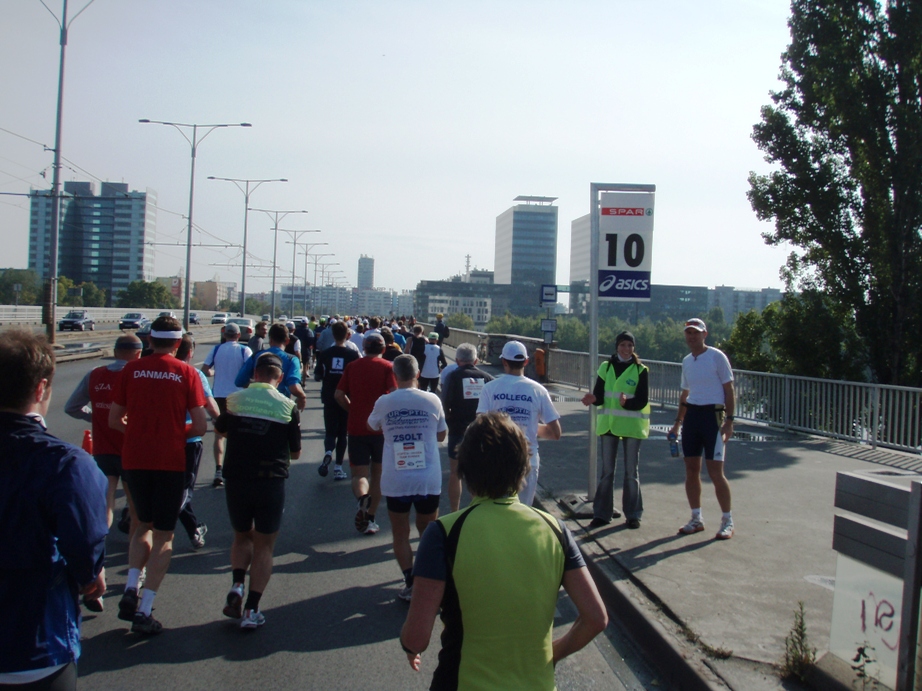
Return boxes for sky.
[1,0,795,296]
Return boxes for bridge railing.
[432,325,922,453]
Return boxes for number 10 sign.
[597,190,654,301]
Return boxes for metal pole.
[589,184,600,501]
[240,182,251,316]
[182,124,198,330]
[271,216,279,318]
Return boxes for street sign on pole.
[597,191,655,301]
[540,284,557,307]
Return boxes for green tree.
[748,0,922,385]
[444,312,475,331]
[0,269,40,305]
[80,281,106,308]
[117,280,180,309]
[57,276,76,306]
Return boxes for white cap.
[501,340,528,362]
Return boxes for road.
[47,349,659,691]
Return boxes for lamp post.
[281,230,321,316]
[41,0,97,343]
[249,208,309,318]
[207,176,287,317]
[295,242,328,314]
[307,253,334,315]
[139,119,251,329]
[317,261,339,313]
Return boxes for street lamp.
[281,230,321,316]
[139,119,251,329]
[249,208,309,318]
[42,0,98,343]
[295,242,328,314]
[207,176,287,317]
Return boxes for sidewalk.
[470,355,921,690]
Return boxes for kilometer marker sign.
[597,192,654,301]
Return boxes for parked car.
[189,312,201,325]
[119,312,147,330]
[158,311,177,320]
[58,310,95,332]
[212,312,228,325]
[261,314,271,323]
[279,315,289,322]
[222,317,255,340]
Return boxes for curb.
[534,494,725,691]
[54,347,111,363]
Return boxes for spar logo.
[601,208,653,216]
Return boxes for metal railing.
[432,324,922,454]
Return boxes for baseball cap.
[224,322,240,335]
[501,340,528,362]
[684,318,707,332]
[428,332,439,340]
[255,352,283,369]
[364,332,385,345]
[300,317,308,324]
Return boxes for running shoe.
[212,468,224,487]
[364,520,380,535]
[223,583,245,619]
[131,611,163,635]
[355,495,371,532]
[715,517,735,540]
[333,465,348,481]
[318,452,333,477]
[240,609,266,629]
[678,517,705,535]
[397,585,413,602]
[118,588,139,621]
[626,518,641,529]
[82,596,104,613]
[191,523,207,550]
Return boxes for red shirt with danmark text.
[113,353,206,472]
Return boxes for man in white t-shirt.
[668,318,736,540]
[367,354,446,602]
[476,340,561,507]
[202,322,253,486]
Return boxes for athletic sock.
[244,590,262,612]
[722,511,733,521]
[139,589,156,616]
[691,508,702,520]
[232,569,246,585]
[126,568,141,591]
[402,568,414,588]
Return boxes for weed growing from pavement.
[679,622,732,659]
[781,601,816,681]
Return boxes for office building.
[355,288,396,316]
[29,181,156,303]
[494,196,558,288]
[709,286,783,321]
[194,280,237,310]
[569,214,591,282]
[358,255,374,290]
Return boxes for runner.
[368,355,447,601]
[334,333,397,535]
[109,315,207,635]
[235,324,307,411]
[215,353,301,629]
[201,321,252,487]
[419,332,446,393]
[476,341,561,507]
[314,321,360,480]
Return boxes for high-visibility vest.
[596,361,650,439]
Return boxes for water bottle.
[668,431,679,458]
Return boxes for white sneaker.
[716,517,734,540]
[364,520,380,535]
[333,465,348,481]
[397,585,413,602]
[678,517,705,535]
[240,608,265,629]
[223,583,245,619]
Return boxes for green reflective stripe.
[600,407,650,420]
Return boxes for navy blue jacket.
[0,412,108,673]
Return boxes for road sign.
[596,191,654,301]
[540,284,557,307]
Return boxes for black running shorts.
[225,476,286,534]
[348,435,384,467]
[680,404,726,462]
[386,494,440,515]
[123,469,185,532]
[93,453,122,479]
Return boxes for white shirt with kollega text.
[476,374,560,468]
[367,387,447,498]
[681,346,734,405]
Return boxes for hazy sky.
[1,0,795,296]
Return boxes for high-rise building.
[569,214,591,283]
[357,255,374,290]
[494,196,558,288]
[29,181,156,303]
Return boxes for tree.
[117,280,180,309]
[80,281,106,308]
[444,312,474,331]
[0,269,40,305]
[748,0,922,385]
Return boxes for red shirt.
[88,366,125,456]
[336,356,396,436]
[113,353,206,472]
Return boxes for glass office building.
[29,181,156,303]
[494,196,558,289]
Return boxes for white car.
[211,313,228,325]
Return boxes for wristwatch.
[725,415,734,421]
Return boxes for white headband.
[150,330,183,339]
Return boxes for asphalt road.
[47,350,659,691]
